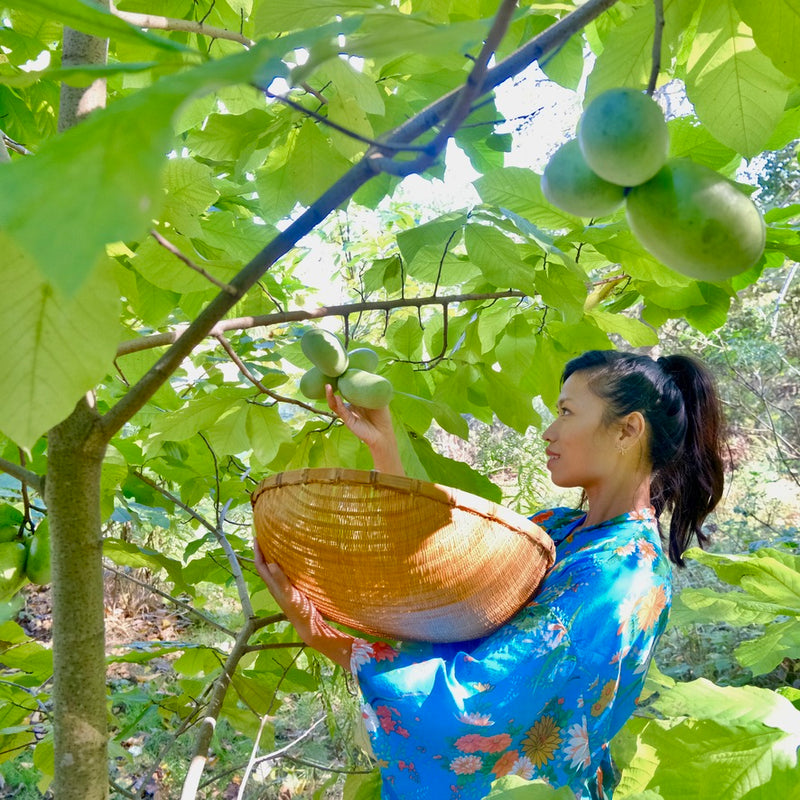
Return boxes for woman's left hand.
[252,539,355,671]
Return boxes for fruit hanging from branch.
[625,159,767,281]
[541,139,626,218]
[577,87,670,187]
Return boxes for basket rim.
[250,467,550,545]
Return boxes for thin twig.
[646,0,665,95]
[0,133,10,163]
[111,5,253,46]
[265,89,427,154]
[103,563,236,637]
[132,470,217,536]
[214,333,336,417]
[150,231,237,296]
[0,456,44,494]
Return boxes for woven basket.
[251,468,555,642]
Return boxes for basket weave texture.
[251,468,555,642]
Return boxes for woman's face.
[542,371,622,491]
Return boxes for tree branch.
[150,231,237,296]
[98,0,621,442]
[646,0,665,95]
[179,617,257,800]
[116,289,529,356]
[369,0,519,176]
[214,333,336,417]
[110,4,254,47]
[0,456,44,494]
[103,563,236,637]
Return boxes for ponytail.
[562,351,726,566]
[654,355,725,565]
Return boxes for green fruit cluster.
[299,329,393,409]
[0,518,51,602]
[542,87,765,281]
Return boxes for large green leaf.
[683,547,800,611]
[734,0,800,81]
[0,239,119,449]
[615,714,800,800]
[670,586,790,626]
[652,678,800,732]
[685,0,791,157]
[734,620,800,676]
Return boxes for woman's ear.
[618,411,647,450]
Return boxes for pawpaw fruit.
[300,329,349,377]
[578,88,669,187]
[338,369,394,409]
[0,526,18,544]
[347,347,379,373]
[542,139,626,218]
[625,159,766,281]
[0,541,27,601]
[24,519,50,585]
[299,366,337,400]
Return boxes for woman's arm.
[253,540,354,671]
[326,386,405,475]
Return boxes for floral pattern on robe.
[351,506,672,799]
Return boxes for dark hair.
[562,350,725,566]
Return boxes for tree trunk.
[58,26,109,133]
[45,398,109,800]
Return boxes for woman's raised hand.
[253,539,354,670]
[326,385,404,475]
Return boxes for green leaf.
[464,223,537,294]
[160,158,219,238]
[616,714,800,800]
[585,0,695,99]
[587,310,658,347]
[103,538,189,594]
[683,547,800,611]
[474,168,579,230]
[246,403,293,466]
[535,262,587,325]
[284,119,354,206]
[685,0,791,157]
[10,0,191,52]
[652,678,800,732]
[734,0,800,81]
[343,769,382,800]
[0,242,120,449]
[671,586,789,627]
[667,116,738,170]
[0,50,287,296]
[408,433,502,503]
[253,0,373,34]
[487,776,577,798]
[386,315,423,361]
[149,389,254,444]
[734,620,800,676]
[480,364,540,434]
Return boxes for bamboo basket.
[250,468,555,642]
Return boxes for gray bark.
[46,398,109,800]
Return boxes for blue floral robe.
[350,506,672,799]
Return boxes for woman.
[254,350,726,799]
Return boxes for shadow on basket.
[251,467,555,643]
